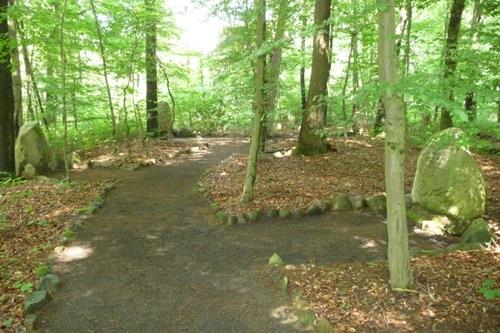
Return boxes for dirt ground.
[202,136,500,234]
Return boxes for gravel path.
[38,139,442,333]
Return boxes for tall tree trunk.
[259,0,289,152]
[241,0,266,203]
[90,0,117,138]
[0,0,16,174]
[299,0,307,112]
[7,1,22,136]
[59,0,69,179]
[378,0,412,290]
[145,0,158,134]
[17,21,48,129]
[440,0,465,130]
[297,0,331,155]
[341,36,354,120]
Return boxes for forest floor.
[203,136,500,233]
[0,136,498,332]
[0,138,209,332]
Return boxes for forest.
[0,0,499,332]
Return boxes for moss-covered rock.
[408,204,453,236]
[315,317,334,333]
[15,122,52,176]
[215,211,228,224]
[279,208,291,219]
[459,218,492,245]
[350,195,365,210]
[332,194,352,211]
[236,214,247,225]
[365,194,386,212]
[268,253,285,267]
[411,128,486,224]
[24,290,51,314]
[306,200,323,215]
[247,209,261,222]
[265,207,279,218]
[447,242,485,252]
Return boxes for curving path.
[38,139,442,333]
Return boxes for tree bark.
[17,20,48,129]
[241,0,266,203]
[378,0,412,290]
[299,5,307,113]
[145,0,158,133]
[0,0,16,174]
[440,0,465,130]
[90,0,117,138]
[297,0,331,155]
[7,0,22,136]
[59,0,70,179]
[259,0,288,152]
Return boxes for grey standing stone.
[24,290,51,314]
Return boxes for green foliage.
[35,264,50,278]
[62,230,77,239]
[28,219,50,227]
[14,281,34,293]
[0,213,8,231]
[479,279,500,300]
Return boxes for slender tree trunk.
[378,0,412,290]
[0,0,16,174]
[90,0,117,138]
[59,0,69,179]
[259,0,288,152]
[440,0,465,130]
[158,58,176,127]
[341,37,354,120]
[241,0,266,203]
[145,0,158,133]
[297,0,331,155]
[299,0,307,112]
[7,1,22,136]
[17,21,48,129]
[403,0,412,78]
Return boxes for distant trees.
[0,0,15,174]
[297,0,331,155]
[377,0,412,289]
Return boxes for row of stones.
[267,253,334,333]
[22,182,115,332]
[198,178,391,226]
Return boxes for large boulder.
[15,122,52,176]
[157,101,174,136]
[411,128,485,232]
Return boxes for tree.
[241,0,266,203]
[259,0,289,152]
[59,0,70,179]
[0,0,15,174]
[439,0,465,130]
[378,0,412,289]
[145,0,158,134]
[297,0,331,155]
[90,0,118,138]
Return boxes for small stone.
[405,193,413,208]
[298,310,316,327]
[22,163,38,179]
[332,194,352,211]
[318,200,330,213]
[227,215,238,226]
[210,203,221,213]
[247,210,261,222]
[315,317,334,333]
[447,242,485,252]
[215,211,227,224]
[365,194,387,212]
[306,201,322,216]
[278,208,291,219]
[37,274,60,294]
[268,253,285,267]
[350,195,365,210]
[236,214,247,225]
[265,208,279,218]
[293,208,306,218]
[460,218,492,245]
[277,276,288,293]
[24,314,38,331]
[24,290,51,314]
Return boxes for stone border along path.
[35,138,447,333]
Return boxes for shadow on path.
[38,139,443,333]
